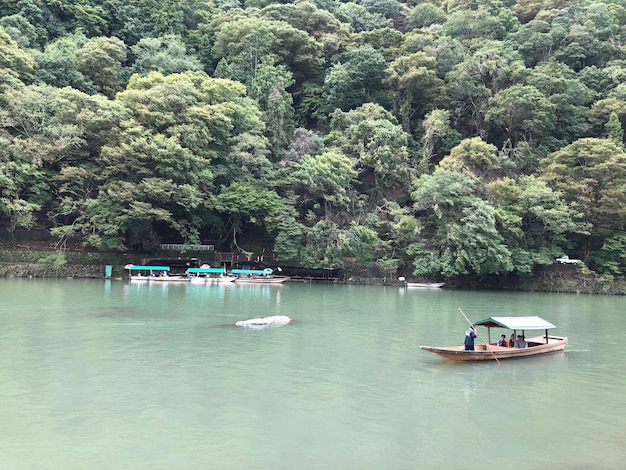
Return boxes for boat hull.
[233,276,290,284]
[190,276,236,284]
[420,335,567,361]
[406,282,445,288]
[148,276,190,283]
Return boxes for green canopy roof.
[128,265,170,271]
[187,267,225,273]
[232,269,273,275]
[473,316,557,330]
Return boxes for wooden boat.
[187,267,236,283]
[406,282,445,288]
[420,316,567,361]
[232,268,290,284]
[126,265,190,282]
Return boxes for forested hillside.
[1,0,626,280]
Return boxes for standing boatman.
[464,325,477,351]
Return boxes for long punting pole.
[458,308,500,365]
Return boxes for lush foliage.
[1,0,626,280]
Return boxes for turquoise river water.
[1,279,625,469]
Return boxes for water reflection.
[463,371,475,401]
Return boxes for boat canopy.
[187,267,225,273]
[232,269,273,275]
[127,265,170,271]
[473,316,556,330]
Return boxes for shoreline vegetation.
[2,0,626,293]
[1,245,624,295]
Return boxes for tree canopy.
[2,0,626,280]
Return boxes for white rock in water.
[235,315,292,328]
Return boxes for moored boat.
[127,265,171,281]
[126,265,190,282]
[420,316,567,361]
[406,282,445,288]
[232,268,290,284]
[187,267,236,283]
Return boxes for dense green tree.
[0,26,34,83]
[578,64,626,100]
[548,4,622,71]
[31,33,95,92]
[323,46,387,112]
[444,40,528,139]
[75,36,127,97]
[37,72,270,250]
[210,16,324,88]
[130,35,202,76]
[327,103,412,190]
[248,58,295,159]
[352,27,405,61]
[13,0,65,42]
[420,109,462,171]
[221,132,274,184]
[588,97,626,136]
[527,60,593,146]
[214,181,284,252]
[484,175,585,273]
[0,84,121,247]
[260,2,347,44]
[282,127,324,164]
[605,112,624,146]
[441,7,520,42]
[287,151,358,215]
[341,221,390,273]
[406,3,447,30]
[292,80,325,125]
[0,13,39,48]
[298,218,345,267]
[333,2,393,32]
[0,84,89,168]
[437,137,502,179]
[411,169,513,277]
[0,149,47,245]
[507,19,553,67]
[384,51,446,132]
[485,84,556,148]
[540,138,626,262]
[118,72,266,164]
[591,232,626,276]
[418,35,466,77]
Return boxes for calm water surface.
[1,279,625,469]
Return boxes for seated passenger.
[507,334,515,348]
[496,334,507,347]
[517,335,528,348]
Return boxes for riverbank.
[1,247,625,294]
[0,248,135,279]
